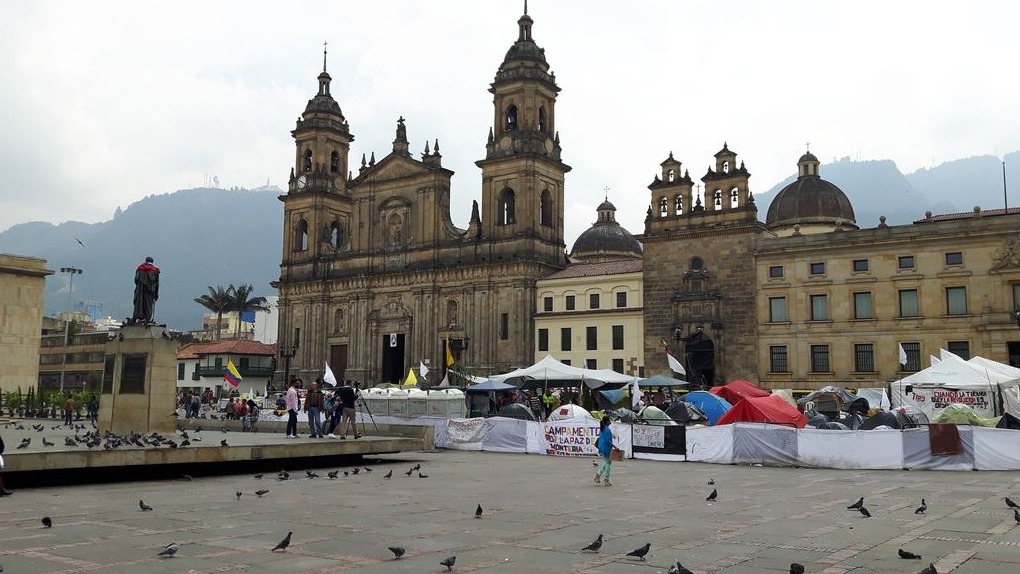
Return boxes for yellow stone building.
[641,150,1020,389]
[0,254,53,394]
[535,201,644,375]
[274,9,569,384]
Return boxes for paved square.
[2,450,1020,573]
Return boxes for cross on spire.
[323,41,328,72]
[603,186,610,201]
[805,141,811,153]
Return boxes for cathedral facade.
[274,9,569,385]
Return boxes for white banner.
[632,425,665,449]
[447,417,487,443]
[907,386,996,418]
[542,421,601,456]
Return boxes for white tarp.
[487,354,635,385]
[855,387,891,410]
[901,427,974,470]
[972,427,1020,470]
[890,351,1016,418]
[685,425,734,463]
[797,428,903,469]
[732,423,799,466]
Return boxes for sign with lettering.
[543,422,601,457]
[908,386,995,418]
[632,425,665,449]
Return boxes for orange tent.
[709,380,770,405]
[715,395,809,428]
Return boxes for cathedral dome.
[571,200,643,262]
[501,13,548,68]
[766,152,857,233]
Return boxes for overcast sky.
[2,1,1018,245]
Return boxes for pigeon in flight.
[327,471,339,480]
[41,516,52,528]
[859,506,871,518]
[668,562,694,574]
[475,504,483,518]
[706,489,717,501]
[235,491,243,500]
[790,563,805,574]
[847,497,864,510]
[915,499,927,514]
[272,531,292,552]
[917,564,937,574]
[157,542,179,557]
[899,549,923,559]
[255,489,269,497]
[388,546,405,559]
[139,500,153,511]
[75,238,85,248]
[581,534,603,552]
[440,556,456,571]
[1007,497,1019,509]
[383,470,392,479]
[627,543,650,560]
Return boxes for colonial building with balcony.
[176,340,278,395]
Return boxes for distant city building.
[77,299,104,324]
[176,340,277,396]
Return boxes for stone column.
[97,324,176,435]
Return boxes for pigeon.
[1014,508,1020,524]
[42,438,55,447]
[419,472,429,478]
[440,556,456,571]
[708,478,715,485]
[17,438,29,449]
[236,491,243,500]
[899,549,922,559]
[412,463,421,471]
[220,439,229,447]
[306,470,319,479]
[915,499,927,514]
[327,471,339,480]
[859,506,871,518]
[343,471,349,477]
[364,467,372,472]
[351,468,360,475]
[790,564,805,574]
[847,497,864,510]
[706,489,717,501]
[581,534,603,552]
[475,504,483,518]
[1007,497,1019,509]
[405,468,414,476]
[669,562,694,574]
[139,499,153,511]
[254,474,264,479]
[41,516,52,528]
[278,470,289,481]
[388,546,406,559]
[917,564,937,574]
[383,470,392,479]
[272,531,292,552]
[255,489,269,497]
[627,543,651,560]
[157,542,179,557]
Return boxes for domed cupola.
[765,150,857,235]
[501,3,548,69]
[570,200,643,262]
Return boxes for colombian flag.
[223,360,243,388]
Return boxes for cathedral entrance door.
[686,332,715,390]
[381,334,406,384]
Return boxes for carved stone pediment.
[361,155,430,183]
[991,233,1020,270]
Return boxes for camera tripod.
[355,391,378,432]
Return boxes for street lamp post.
[58,266,83,394]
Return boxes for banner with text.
[542,421,602,456]
[907,386,996,418]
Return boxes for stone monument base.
[97,324,176,435]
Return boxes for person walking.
[303,381,325,438]
[87,395,99,424]
[336,380,361,439]
[285,379,299,438]
[325,390,342,438]
[594,415,615,486]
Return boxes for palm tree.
[228,284,270,339]
[194,286,232,341]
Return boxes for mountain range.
[1,153,1018,331]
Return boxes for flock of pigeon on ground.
[3,421,237,450]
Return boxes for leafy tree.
[194,286,232,341]
[227,284,270,339]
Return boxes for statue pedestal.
[97,324,177,435]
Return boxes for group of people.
[284,377,362,439]
[178,388,216,418]
[224,398,260,431]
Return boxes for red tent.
[715,395,809,428]
[709,380,770,405]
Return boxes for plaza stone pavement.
[2,451,1020,574]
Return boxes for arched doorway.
[685,330,715,390]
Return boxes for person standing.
[303,381,325,438]
[336,380,361,439]
[190,392,201,418]
[594,415,615,486]
[285,379,299,438]
[325,390,342,438]
[87,395,99,424]
[63,395,75,425]
[542,388,558,419]
[527,390,543,421]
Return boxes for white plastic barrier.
[901,427,974,470]
[973,427,1020,470]
[685,425,734,464]
[797,428,903,470]
[732,423,799,466]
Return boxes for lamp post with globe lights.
[58,266,83,394]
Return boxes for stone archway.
[685,330,715,390]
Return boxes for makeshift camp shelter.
[663,400,707,425]
[796,386,858,414]
[547,403,596,421]
[596,389,628,411]
[639,374,689,387]
[715,395,809,428]
[488,355,634,389]
[890,350,1020,418]
[682,391,733,425]
[930,403,999,427]
[638,405,678,426]
[466,380,517,393]
[709,380,770,404]
[499,402,538,421]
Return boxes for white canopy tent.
[487,355,635,386]
[890,350,1020,418]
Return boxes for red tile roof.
[543,259,642,280]
[913,206,1020,223]
[176,340,277,359]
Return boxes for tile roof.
[176,340,277,360]
[913,206,1020,223]
[542,258,642,280]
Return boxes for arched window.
[505,105,518,132]
[333,308,345,333]
[722,161,730,174]
[713,190,723,211]
[330,151,340,173]
[659,197,668,217]
[674,194,683,216]
[667,169,675,182]
[498,188,516,225]
[446,299,459,327]
[730,187,739,208]
[295,219,308,251]
[303,149,313,172]
[540,189,553,227]
[329,220,342,248]
[538,107,547,133]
